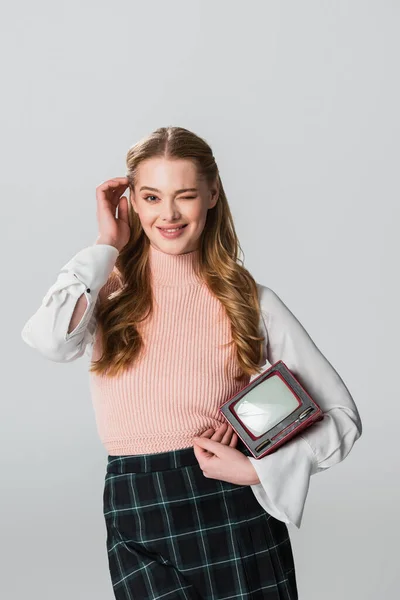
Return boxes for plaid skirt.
[103,439,298,600]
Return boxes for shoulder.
[255,282,275,340]
[255,282,294,332]
[256,282,279,316]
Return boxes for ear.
[209,182,220,209]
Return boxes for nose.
[160,201,181,222]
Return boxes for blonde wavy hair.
[89,126,265,381]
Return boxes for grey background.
[2,1,398,598]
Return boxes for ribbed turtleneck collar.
[148,243,202,287]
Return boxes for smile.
[157,225,188,232]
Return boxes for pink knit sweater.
[89,244,250,455]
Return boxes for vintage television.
[219,360,324,459]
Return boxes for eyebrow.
[139,186,198,194]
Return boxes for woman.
[21,126,362,599]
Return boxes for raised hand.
[95,176,131,253]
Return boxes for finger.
[220,423,234,445]
[210,423,228,443]
[117,196,130,225]
[97,183,129,211]
[98,177,129,192]
[198,429,216,456]
[110,184,129,195]
[200,428,216,438]
[211,422,231,445]
[229,432,239,447]
[108,183,129,201]
[101,180,130,202]
[107,177,129,185]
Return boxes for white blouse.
[21,243,362,529]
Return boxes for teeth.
[162,226,184,232]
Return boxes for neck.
[148,243,202,287]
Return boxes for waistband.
[106,439,251,474]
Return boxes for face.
[130,157,219,254]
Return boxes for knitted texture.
[89,244,249,455]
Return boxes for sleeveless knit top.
[89,243,250,455]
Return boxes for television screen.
[234,374,300,436]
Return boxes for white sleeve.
[247,284,363,529]
[21,244,119,363]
